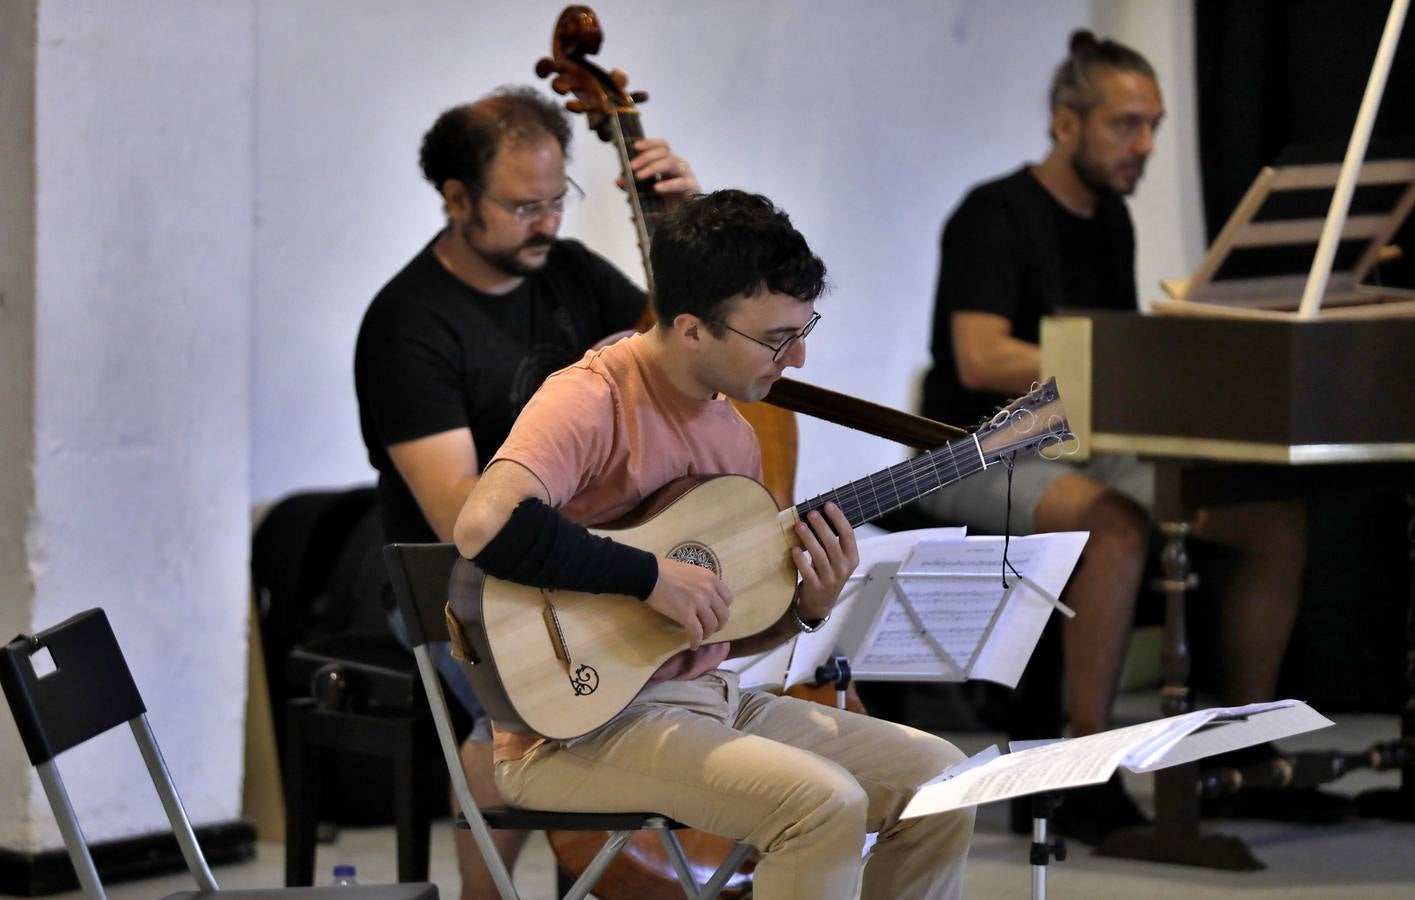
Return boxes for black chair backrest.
[0,609,145,766]
[382,543,461,649]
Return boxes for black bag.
[252,487,462,825]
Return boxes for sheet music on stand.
[901,700,1335,819]
[722,528,1087,692]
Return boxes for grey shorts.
[915,452,1155,535]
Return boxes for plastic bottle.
[332,864,359,886]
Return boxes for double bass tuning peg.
[630,91,649,103]
[534,57,557,79]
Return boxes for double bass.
[533,9,765,896]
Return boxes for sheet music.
[781,527,966,690]
[1127,701,1334,772]
[721,528,1086,692]
[969,533,1086,685]
[900,700,1334,819]
[839,532,1086,685]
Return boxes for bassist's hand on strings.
[646,558,734,650]
[793,502,859,622]
[618,138,700,207]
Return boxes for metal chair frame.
[382,542,752,900]
[0,608,436,900]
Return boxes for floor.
[41,695,1415,899]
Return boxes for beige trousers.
[495,671,974,899]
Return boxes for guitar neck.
[793,435,991,528]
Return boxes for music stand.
[1154,0,1415,321]
[825,531,1082,690]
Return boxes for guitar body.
[450,475,799,740]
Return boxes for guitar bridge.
[542,594,571,664]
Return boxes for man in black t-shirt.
[354,86,699,897]
[917,32,1308,844]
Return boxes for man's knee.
[758,762,868,853]
[1039,476,1148,558]
[1249,501,1306,559]
[1200,500,1306,562]
[904,734,969,783]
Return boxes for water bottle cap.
[333,865,357,877]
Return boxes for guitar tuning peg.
[630,91,649,103]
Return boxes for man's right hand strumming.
[646,558,734,650]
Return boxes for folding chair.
[381,543,753,900]
[0,608,438,899]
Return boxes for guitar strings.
[795,437,990,527]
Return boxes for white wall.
[1,0,1204,854]
[1097,0,1205,309]
[0,0,40,852]
[251,0,1173,506]
[0,0,256,851]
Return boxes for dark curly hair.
[1047,29,1156,130]
[418,86,572,197]
[649,190,827,329]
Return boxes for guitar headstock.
[535,5,646,143]
[973,378,1074,462]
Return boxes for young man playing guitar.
[452,190,974,899]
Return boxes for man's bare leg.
[1033,474,1150,736]
[452,737,529,900]
[1193,500,1306,705]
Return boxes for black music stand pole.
[814,653,852,710]
[1029,791,1067,900]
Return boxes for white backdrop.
[2,0,1202,851]
[252,0,1199,507]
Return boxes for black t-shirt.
[354,235,645,543]
[921,167,1137,427]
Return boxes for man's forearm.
[958,336,1041,396]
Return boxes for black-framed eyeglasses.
[710,311,821,362]
[480,177,585,223]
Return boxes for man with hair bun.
[916,30,1317,843]
[354,86,699,898]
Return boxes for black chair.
[282,642,443,886]
[0,608,438,899]
[252,489,446,886]
[381,543,753,900]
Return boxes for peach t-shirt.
[487,333,763,760]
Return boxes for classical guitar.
[447,378,1071,740]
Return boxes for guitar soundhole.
[666,541,720,576]
[570,664,599,696]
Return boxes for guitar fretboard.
[794,435,994,528]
